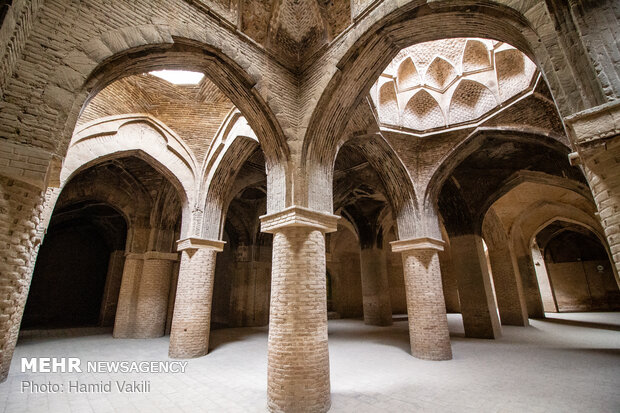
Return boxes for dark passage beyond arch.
[22,203,127,329]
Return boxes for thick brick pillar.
[360,247,392,326]
[99,250,125,327]
[113,253,143,338]
[261,206,339,413]
[391,237,452,360]
[511,231,546,319]
[531,241,558,312]
[566,102,620,287]
[169,238,224,358]
[487,245,529,326]
[134,252,178,338]
[451,234,501,339]
[0,177,45,382]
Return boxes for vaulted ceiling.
[191,0,353,67]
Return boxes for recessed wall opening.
[532,220,620,312]
[23,202,126,329]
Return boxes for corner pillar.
[168,238,225,358]
[391,237,452,360]
[261,206,339,413]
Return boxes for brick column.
[450,234,501,339]
[487,245,529,326]
[360,247,392,326]
[261,206,339,413]
[531,241,558,312]
[511,232,546,318]
[391,237,452,360]
[565,101,620,286]
[113,253,143,338]
[169,238,224,358]
[99,250,125,327]
[0,177,45,382]
[134,252,178,338]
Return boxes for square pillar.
[487,245,529,326]
[169,238,225,358]
[391,237,452,360]
[450,234,502,339]
[261,206,339,413]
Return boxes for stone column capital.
[176,237,225,252]
[260,206,340,234]
[391,237,445,253]
[564,101,620,150]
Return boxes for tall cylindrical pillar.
[261,207,339,413]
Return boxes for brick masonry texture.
[359,247,392,326]
[135,257,176,338]
[400,248,452,360]
[268,227,331,413]
[169,246,218,359]
[0,176,44,381]
[0,2,619,412]
[450,235,502,339]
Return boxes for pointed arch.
[397,57,420,91]
[402,89,445,131]
[462,40,491,72]
[449,80,498,124]
[378,80,400,125]
[496,49,537,102]
[424,57,457,91]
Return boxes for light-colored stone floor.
[1,312,619,412]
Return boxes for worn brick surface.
[169,246,218,358]
[401,248,452,360]
[268,226,331,413]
